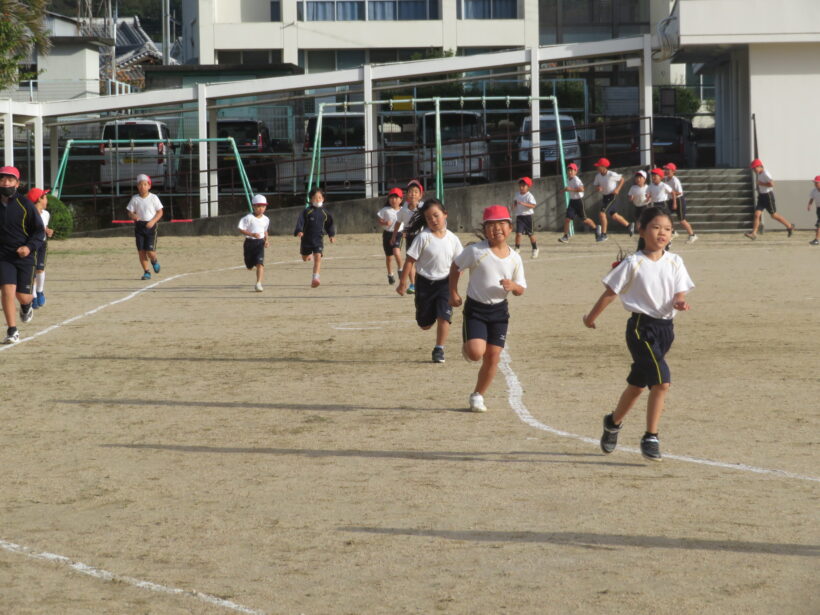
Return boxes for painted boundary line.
[0,538,265,615]
[499,349,820,484]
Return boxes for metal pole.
[435,98,443,202]
[162,0,170,65]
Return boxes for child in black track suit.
[294,187,336,288]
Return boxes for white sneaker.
[3,329,19,344]
[469,392,487,413]
[255,282,263,292]
[672,230,679,239]
[531,248,539,259]
[20,305,33,323]
[686,234,698,244]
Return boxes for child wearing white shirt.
[238,194,271,292]
[126,174,163,280]
[745,159,796,240]
[512,176,539,258]
[377,187,404,284]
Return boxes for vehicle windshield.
[102,124,160,141]
[653,118,685,140]
[423,114,481,144]
[306,117,365,148]
[218,123,260,146]
[523,118,577,141]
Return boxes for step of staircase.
[675,168,754,233]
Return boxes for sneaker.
[531,248,539,259]
[152,261,161,273]
[628,222,635,237]
[254,282,263,292]
[596,224,602,238]
[311,276,320,288]
[640,434,662,461]
[388,274,396,285]
[513,246,520,252]
[37,292,45,307]
[810,239,819,246]
[407,284,415,295]
[32,299,39,310]
[744,232,757,240]
[686,234,698,244]
[600,413,622,454]
[558,235,569,243]
[3,328,19,344]
[432,347,445,363]
[20,304,33,323]
[468,392,487,413]
[596,233,609,243]
[787,224,795,238]
[141,271,151,280]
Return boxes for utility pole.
[162,0,170,65]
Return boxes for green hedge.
[46,194,74,239]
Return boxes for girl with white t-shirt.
[397,199,463,364]
[449,205,526,412]
[376,187,404,285]
[391,179,424,294]
[583,206,694,461]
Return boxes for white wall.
[215,0,269,23]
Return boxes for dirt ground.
[0,228,817,614]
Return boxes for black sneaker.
[600,413,621,454]
[432,347,445,363]
[640,434,662,461]
[388,274,396,285]
[787,224,795,238]
[20,304,34,323]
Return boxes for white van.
[420,111,490,184]
[300,112,366,190]
[99,120,175,190]
[517,114,582,171]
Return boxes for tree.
[0,0,51,90]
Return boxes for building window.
[217,50,283,65]
[458,0,518,19]
[270,1,281,21]
[298,0,438,21]
[539,0,650,44]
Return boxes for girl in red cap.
[558,162,597,243]
[745,160,795,240]
[27,187,53,308]
[449,205,526,412]
[391,179,424,294]
[807,175,820,245]
[376,187,404,284]
[592,157,630,241]
[512,176,539,258]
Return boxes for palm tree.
[0,0,51,90]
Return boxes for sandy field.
[0,227,817,614]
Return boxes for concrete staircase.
[676,168,755,233]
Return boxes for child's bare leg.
[611,212,629,228]
[256,264,264,284]
[474,344,503,395]
[771,212,793,229]
[312,253,322,276]
[137,250,149,271]
[393,249,403,273]
[464,338,486,362]
[646,382,670,433]
[302,254,311,262]
[2,284,17,327]
[612,384,644,425]
[679,219,694,235]
[385,255,392,275]
[16,291,33,306]
[750,210,762,235]
[562,219,571,235]
[599,211,608,234]
[514,232,522,247]
[584,218,597,230]
[435,318,450,347]
[147,250,158,264]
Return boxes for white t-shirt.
[756,170,774,194]
[665,175,683,196]
[810,188,820,206]
[377,206,400,232]
[395,204,420,232]
[454,240,527,305]
[238,213,269,238]
[40,209,51,227]
[593,171,622,195]
[647,181,674,203]
[628,184,648,207]
[126,193,163,221]
[513,191,537,217]
[567,175,584,200]
[602,251,694,320]
[407,228,463,281]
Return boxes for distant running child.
[295,187,336,288]
[397,199,463,363]
[663,163,698,243]
[27,187,53,308]
[558,162,597,243]
[392,179,424,294]
[592,157,631,241]
[647,168,674,212]
[745,159,795,240]
[512,176,539,258]
[450,205,526,412]
[627,170,650,216]
[807,174,820,246]
[126,174,163,280]
[377,187,404,284]
[583,206,694,461]
[238,194,270,292]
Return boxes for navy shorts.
[601,193,620,216]
[515,215,534,235]
[815,207,820,229]
[756,192,776,214]
[35,241,48,271]
[300,240,324,256]
[666,196,687,221]
[243,238,265,269]
[134,221,158,251]
[625,313,675,388]
[566,199,588,220]
[404,232,418,254]
[414,274,452,328]
[382,230,400,256]
[463,297,509,348]
[0,256,36,294]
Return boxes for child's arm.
[500,279,525,296]
[673,291,690,312]
[146,208,163,228]
[264,229,270,248]
[396,255,417,296]
[808,198,815,211]
[583,287,617,329]
[448,262,463,307]
[327,212,336,242]
[614,176,625,195]
[294,210,305,237]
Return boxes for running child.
[391,179,424,294]
[807,174,820,246]
[27,187,53,308]
[126,174,163,280]
[583,206,694,461]
[512,176,539,258]
[377,187,404,284]
[450,205,526,412]
[663,163,698,243]
[397,199,463,363]
[627,170,650,216]
[647,168,674,213]
[745,159,795,240]
[294,187,336,288]
[592,157,631,241]
[558,162,597,243]
[238,194,270,292]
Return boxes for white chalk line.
[499,349,820,484]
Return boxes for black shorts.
[134,221,158,252]
[404,232,418,254]
[414,274,452,328]
[652,201,672,215]
[382,230,400,256]
[815,207,820,229]
[601,193,619,216]
[0,256,36,294]
[625,313,675,388]
[243,238,265,269]
[462,297,510,348]
[666,196,687,221]
[566,199,588,220]
[756,192,776,214]
[35,241,48,271]
[515,215,534,235]
[300,240,324,256]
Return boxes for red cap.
[406,179,424,192]
[483,205,512,223]
[814,175,820,182]
[595,157,610,168]
[0,166,20,179]
[750,159,764,169]
[518,176,533,187]
[388,187,404,198]
[26,188,50,203]
[567,163,578,171]
[663,162,677,171]
[650,168,665,177]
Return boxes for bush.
[46,194,74,239]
